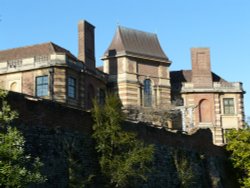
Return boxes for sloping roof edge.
[0,42,79,62]
[102,26,170,63]
[170,70,228,83]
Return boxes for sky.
[0,0,249,119]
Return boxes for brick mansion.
[0,20,245,145]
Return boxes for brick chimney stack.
[191,48,213,88]
[78,20,96,70]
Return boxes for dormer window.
[7,59,22,68]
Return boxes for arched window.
[10,82,17,92]
[144,79,152,107]
[199,99,212,123]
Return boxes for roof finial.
[154,28,158,34]
[116,20,120,26]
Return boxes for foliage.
[92,94,154,187]
[0,90,18,127]
[67,153,95,188]
[0,127,46,187]
[174,150,195,188]
[63,138,94,188]
[0,90,46,187]
[226,128,250,187]
[244,116,250,128]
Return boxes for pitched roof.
[0,42,78,62]
[103,26,169,63]
[170,70,228,84]
[96,66,103,72]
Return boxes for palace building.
[0,21,106,110]
[171,48,245,144]
[0,20,245,145]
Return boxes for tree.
[92,94,154,187]
[226,128,250,187]
[173,150,195,188]
[63,137,94,188]
[245,116,250,128]
[0,90,46,187]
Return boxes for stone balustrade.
[181,82,243,93]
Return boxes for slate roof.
[170,70,228,84]
[103,26,169,63]
[0,42,78,62]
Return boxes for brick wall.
[6,92,238,188]
[138,60,159,77]
[78,20,96,70]
[191,48,213,88]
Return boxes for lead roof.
[103,26,169,63]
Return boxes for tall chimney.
[78,20,96,70]
[191,48,213,88]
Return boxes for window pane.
[144,79,152,107]
[37,77,42,85]
[223,98,234,115]
[68,77,76,98]
[36,76,48,97]
[43,76,48,84]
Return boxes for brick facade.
[0,21,245,145]
[0,21,106,110]
[172,48,245,145]
[102,27,171,108]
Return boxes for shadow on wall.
[5,91,238,188]
[6,91,226,156]
[6,91,93,133]
[123,121,226,157]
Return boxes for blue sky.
[1,0,249,118]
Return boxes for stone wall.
[6,92,239,188]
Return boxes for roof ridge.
[118,25,157,36]
[50,42,67,51]
[0,42,52,52]
[117,26,126,52]
[0,41,79,62]
[170,69,191,72]
[103,26,169,63]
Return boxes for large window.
[223,98,235,115]
[36,76,48,97]
[68,77,76,99]
[144,79,152,107]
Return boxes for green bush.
[0,90,46,187]
[92,94,154,187]
[226,128,250,187]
